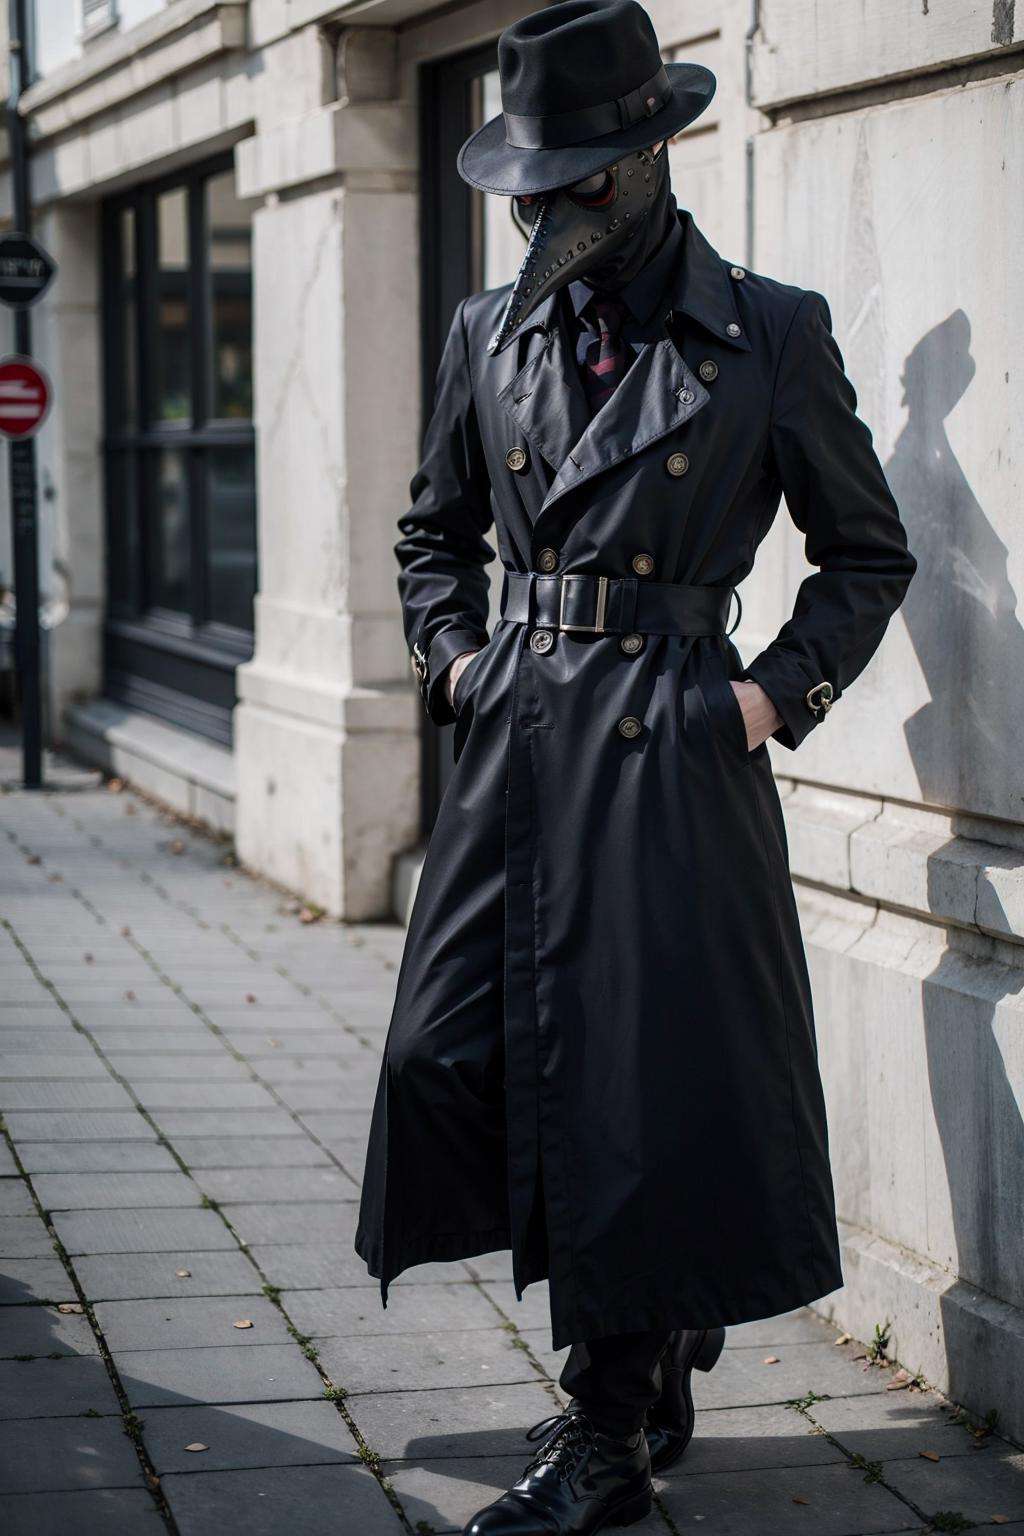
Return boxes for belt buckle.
[558,574,608,633]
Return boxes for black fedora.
[457,0,715,197]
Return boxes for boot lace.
[524,1409,593,1480]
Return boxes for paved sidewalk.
[0,746,1021,1536]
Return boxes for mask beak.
[486,177,633,356]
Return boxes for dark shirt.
[565,212,685,395]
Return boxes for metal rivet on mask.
[609,219,619,230]
[577,241,585,252]
[627,168,634,177]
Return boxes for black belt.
[501,572,737,637]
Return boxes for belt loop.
[528,572,538,629]
[621,576,638,634]
[501,570,510,617]
[726,587,742,637]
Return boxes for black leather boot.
[463,1408,653,1534]
[644,1327,726,1474]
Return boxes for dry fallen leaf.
[169,839,185,855]
[885,1379,910,1391]
[763,1355,780,1365]
[245,994,257,1004]
[792,1495,810,1505]
[83,953,94,964]
[108,777,124,792]
[57,1303,84,1314]
[184,1443,208,1453]
[121,926,131,938]
[992,1516,1010,1525]
[233,1319,253,1330]
[918,1450,940,1462]
[835,1333,851,1346]
[125,990,137,1002]
[175,1269,192,1279]
[299,907,318,924]
[26,853,40,865]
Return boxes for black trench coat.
[355,209,915,1350]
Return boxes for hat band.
[503,64,672,151]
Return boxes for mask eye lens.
[567,170,615,208]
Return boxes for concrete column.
[233,26,421,919]
[32,201,104,740]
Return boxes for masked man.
[356,3,916,1531]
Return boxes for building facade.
[1,0,1021,1439]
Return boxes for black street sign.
[0,231,57,308]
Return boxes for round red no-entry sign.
[0,354,52,439]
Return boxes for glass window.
[154,186,192,424]
[102,155,258,745]
[206,169,254,421]
[206,446,257,632]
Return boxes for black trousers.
[558,1329,674,1438]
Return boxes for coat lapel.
[539,332,709,515]
[496,300,591,477]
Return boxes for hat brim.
[457,62,716,197]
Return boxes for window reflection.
[206,170,255,421]
[155,186,191,423]
[206,446,257,632]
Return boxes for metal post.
[6,0,42,787]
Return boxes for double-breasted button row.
[666,451,689,477]
[631,552,654,577]
[537,547,559,573]
[506,446,528,472]
[618,715,642,739]
[698,359,718,383]
[530,629,554,654]
[620,633,643,656]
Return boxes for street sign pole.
[6,0,43,787]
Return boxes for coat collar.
[494,210,745,521]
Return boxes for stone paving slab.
[14,1140,180,1173]
[0,1256,75,1304]
[0,1303,99,1357]
[0,1051,114,1076]
[874,1443,1024,1525]
[314,1326,542,1395]
[0,1487,163,1535]
[172,1135,333,1169]
[0,1080,135,1109]
[93,1294,289,1351]
[0,1179,35,1214]
[0,1354,121,1418]
[142,1399,360,1473]
[351,1381,562,1458]
[73,1249,263,1302]
[32,1170,201,1210]
[222,1200,357,1247]
[283,1282,500,1338]
[113,1341,324,1407]
[52,1206,237,1255]
[655,1460,916,1534]
[689,1341,891,1411]
[0,1213,57,1256]
[192,1165,356,1204]
[658,1402,846,1476]
[3,1111,154,1141]
[0,1414,143,1494]
[158,1464,403,1536]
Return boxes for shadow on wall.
[885,309,1024,1419]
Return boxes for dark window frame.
[100,151,256,746]
[418,41,499,830]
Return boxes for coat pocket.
[452,645,488,715]
[699,651,752,769]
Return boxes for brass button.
[505,446,528,472]
[698,359,718,382]
[530,629,554,655]
[730,266,746,280]
[536,547,559,573]
[666,452,689,477]
[677,387,695,404]
[631,552,654,577]
[618,715,642,739]
[726,322,742,338]
[620,633,644,656]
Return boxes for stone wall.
[748,2,1024,1441]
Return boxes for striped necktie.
[581,294,632,414]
